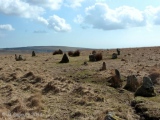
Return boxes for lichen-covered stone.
[135,77,156,97]
[124,75,140,92]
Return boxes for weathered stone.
[59,53,69,63]
[89,54,96,62]
[142,76,153,88]
[15,54,23,61]
[112,53,117,59]
[89,53,102,62]
[115,69,120,77]
[18,55,23,60]
[117,49,120,55]
[135,77,156,97]
[100,62,106,71]
[124,75,140,92]
[32,51,36,57]
[53,49,63,55]
[110,69,122,88]
[95,53,102,61]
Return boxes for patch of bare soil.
[0,47,160,120]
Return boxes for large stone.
[53,49,63,55]
[112,53,117,59]
[142,76,153,88]
[15,54,23,61]
[117,49,120,55]
[135,77,156,97]
[32,51,36,57]
[110,69,122,88]
[59,53,69,63]
[124,75,140,92]
[89,54,96,62]
[89,53,102,62]
[115,69,120,77]
[100,62,106,71]
[18,55,23,60]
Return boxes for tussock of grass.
[22,71,35,78]
[70,111,85,119]
[42,82,60,94]
[26,94,42,108]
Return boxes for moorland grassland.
[0,47,160,120]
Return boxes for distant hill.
[0,46,92,54]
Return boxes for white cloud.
[74,15,84,24]
[48,15,71,32]
[0,0,71,32]
[36,15,71,32]
[37,17,49,25]
[80,3,146,30]
[145,6,160,25]
[65,0,85,8]
[0,0,44,18]
[25,0,63,10]
[0,24,15,31]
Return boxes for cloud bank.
[25,0,63,10]
[0,24,15,31]
[0,0,44,18]
[76,3,146,30]
[65,0,85,8]
[1,1,160,32]
[75,3,160,30]
[0,0,72,32]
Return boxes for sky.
[1,0,160,49]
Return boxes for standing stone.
[142,76,153,88]
[110,69,122,88]
[124,75,140,92]
[15,54,24,61]
[100,62,106,71]
[115,69,120,77]
[112,53,117,59]
[59,53,69,63]
[32,51,36,57]
[135,76,156,97]
[58,49,63,54]
[117,49,120,55]
[18,55,23,60]
[89,54,96,62]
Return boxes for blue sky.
[1,0,160,48]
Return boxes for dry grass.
[0,47,160,119]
